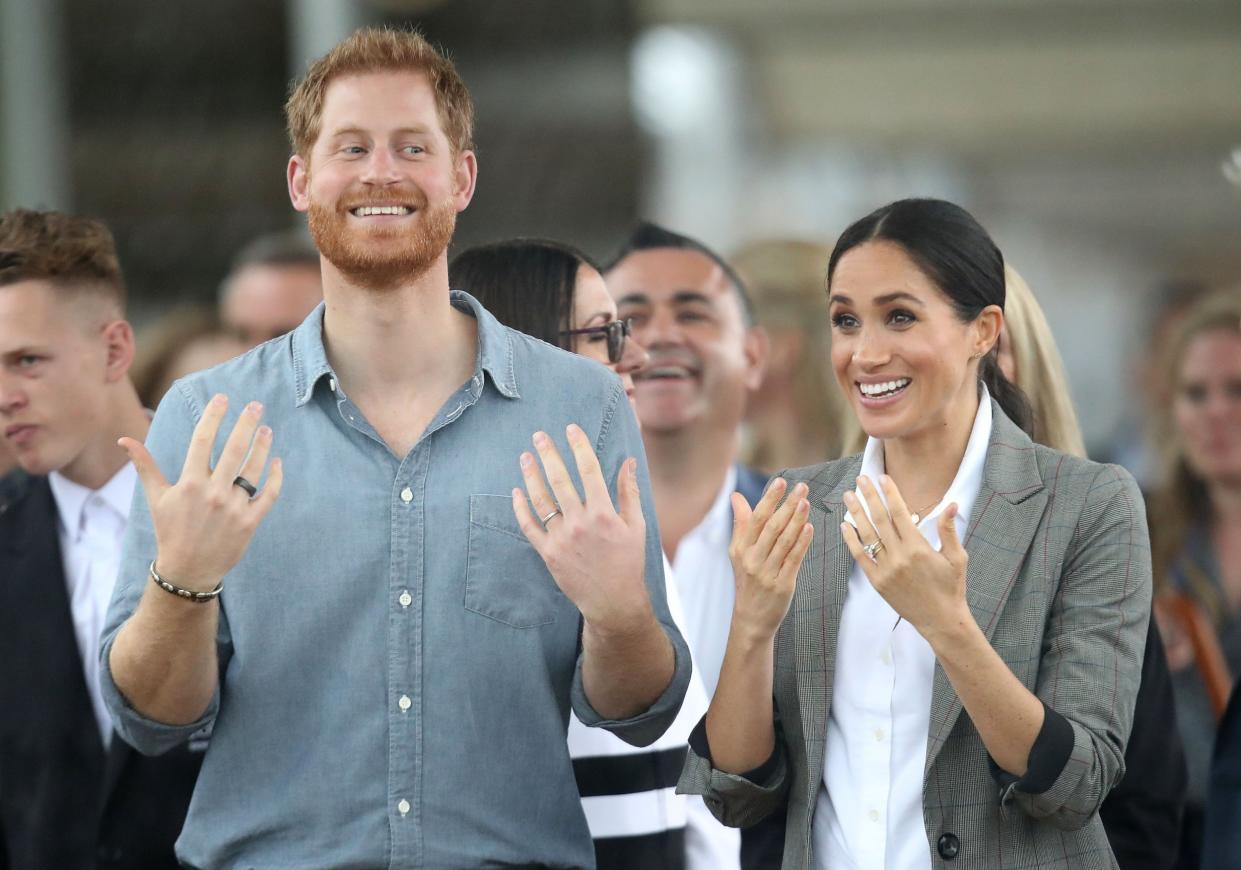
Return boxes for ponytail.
[980,352,1033,436]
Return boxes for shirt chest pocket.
[464,494,567,628]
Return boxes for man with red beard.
[100,28,689,870]
[607,224,784,869]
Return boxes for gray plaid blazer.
[679,402,1152,869]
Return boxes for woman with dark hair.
[679,199,1151,868]
[450,239,742,870]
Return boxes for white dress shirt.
[48,462,136,747]
[568,555,741,870]
[670,465,737,699]
[814,395,991,869]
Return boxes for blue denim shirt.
[100,292,691,869]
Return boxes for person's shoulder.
[167,334,296,410]
[777,454,863,500]
[1027,442,1139,496]
[505,327,623,395]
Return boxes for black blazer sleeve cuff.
[688,713,783,786]
[987,701,1075,795]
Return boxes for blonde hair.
[1150,291,1241,601]
[730,239,853,468]
[285,26,475,158]
[1002,266,1086,457]
[836,264,1086,457]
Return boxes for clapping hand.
[119,394,283,593]
[511,424,650,631]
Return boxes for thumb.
[938,502,966,568]
[730,491,753,548]
[616,457,644,527]
[118,436,169,501]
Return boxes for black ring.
[233,475,257,498]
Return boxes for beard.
[308,185,457,292]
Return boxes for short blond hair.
[0,208,126,311]
[285,26,475,158]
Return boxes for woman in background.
[449,238,740,870]
[1147,292,1241,869]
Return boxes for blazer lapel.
[924,405,1048,775]
[794,459,859,805]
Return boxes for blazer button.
[937,832,960,860]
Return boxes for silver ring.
[862,539,885,559]
[540,508,562,525]
[233,476,257,498]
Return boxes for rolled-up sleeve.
[677,712,790,828]
[996,463,1152,828]
[99,382,231,756]
[570,383,691,747]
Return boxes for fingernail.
[533,431,549,446]
[248,401,263,414]
[566,423,582,439]
[520,452,532,468]
[211,394,226,407]
[796,483,808,495]
[258,426,272,439]
[628,458,637,477]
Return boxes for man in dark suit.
[607,224,781,870]
[0,208,201,869]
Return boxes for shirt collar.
[852,385,993,528]
[48,462,137,535]
[291,291,520,407]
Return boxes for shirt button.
[398,694,412,712]
[869,809,880,823]
[881,649,892,666]
[398,591,412,608]
[400,487,413,503]
[397,799,410,816]
[874,728,886,742]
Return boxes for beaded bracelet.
[149,561,223,603]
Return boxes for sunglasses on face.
[560,318,633,365]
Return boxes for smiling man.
[606,224,783,869]
[100,28,688,869]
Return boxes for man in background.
[219,229,322,348]
[607,223,783,869]
[0,208,201,869]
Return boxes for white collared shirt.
[671,465,738,699]
[814,394,992,869]
[48,462,137,747]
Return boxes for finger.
[777,523,815,586]
[511,487,547,547]
[842,489,880,547]
[616,458,643,527]
[532,431,583,515]
[937,502,967,568]
[250,457,284,519]
[764,496,810,571]
[519,450,559,523]
[234,426,273,494]
[856,475,894,539]
[839,521,877,579]
[211,401,264,488]
[118,436,169,500]
[181,394,229,480]
[729,492,753,549]
[755,483,808,559]
[743,477,788,549]
[565,424,611,508]
[878,475,916,539]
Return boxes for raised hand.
[511,424,649,631]
[118,394,283,592]
[728,478,814,642]
[840,474,969,640]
